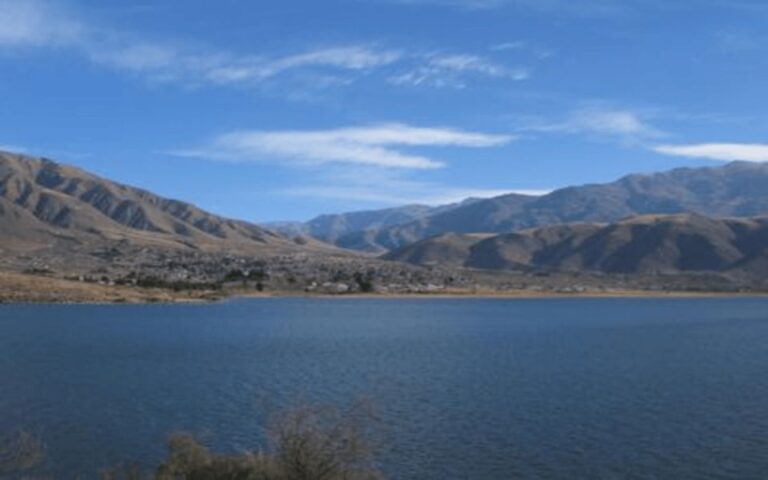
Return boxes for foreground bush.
[152,403,381,480]
[6,402,384,480]
[0,430,45,477]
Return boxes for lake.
[1,298,767,479]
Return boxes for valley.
[2,151,767,302]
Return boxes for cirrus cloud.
[278,164,548,206]
[389,53,529,88]
[523,109,664,138]
[172,123,514,170]
[0,0,81,47]
[0,0,531,92]
[653,143,768,162]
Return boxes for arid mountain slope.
[348,194,537,252]
[0,152,318,255]
[2,152,766,297]
[363,161,768,251]
[381,233,495,268]
[385,214,768,279]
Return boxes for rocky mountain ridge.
[288,161,768,252]
[266,198,482,252]
[384,213,768,281]
[1,151,767,299]
[0,151,323,255]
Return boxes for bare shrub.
[2,402,382,479]
[0,430,45,475]
[155,434,277,480]
[269,402,382,480]
[153,401,383,480]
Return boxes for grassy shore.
[0,272,224,304]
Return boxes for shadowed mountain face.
[385,214,768,279]
[4,150,768,283]
[328,161,768,252]
[0,152,315,255]
[266,199,481,253]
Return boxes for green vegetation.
[353,273,375,293]
[133,276,222,292]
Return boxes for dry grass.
[0,272,222,304]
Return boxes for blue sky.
[2,0,768,221]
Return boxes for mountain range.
[384,214,768,280]
[266,198,479,252]
[0,152,326,256]
[278,161,768,253]
[1,150,767,292]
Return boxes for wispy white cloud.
[0,0,527,92]
[430,54,528,78]
[281,163,548,205]
[174,123,537,207]
[0,1,401,87]
[172,124,514,170]
[652,143,768,162]
[563,110,663,137]
[385,0,768,14]
[0,0,81,47]
[256,47,402,78]
[86,41,401,87]
[491,40,554,59]
[283,184,535,205]
[520,109,665,142]
[382,0,629,14]
[491,41,528,51]
[389,53,529,88]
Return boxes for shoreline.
[3,290,768,306]
[2,271,766,305]
[233,290,768,301]
[3,292,767,306]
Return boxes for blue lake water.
[1,298,768,479]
